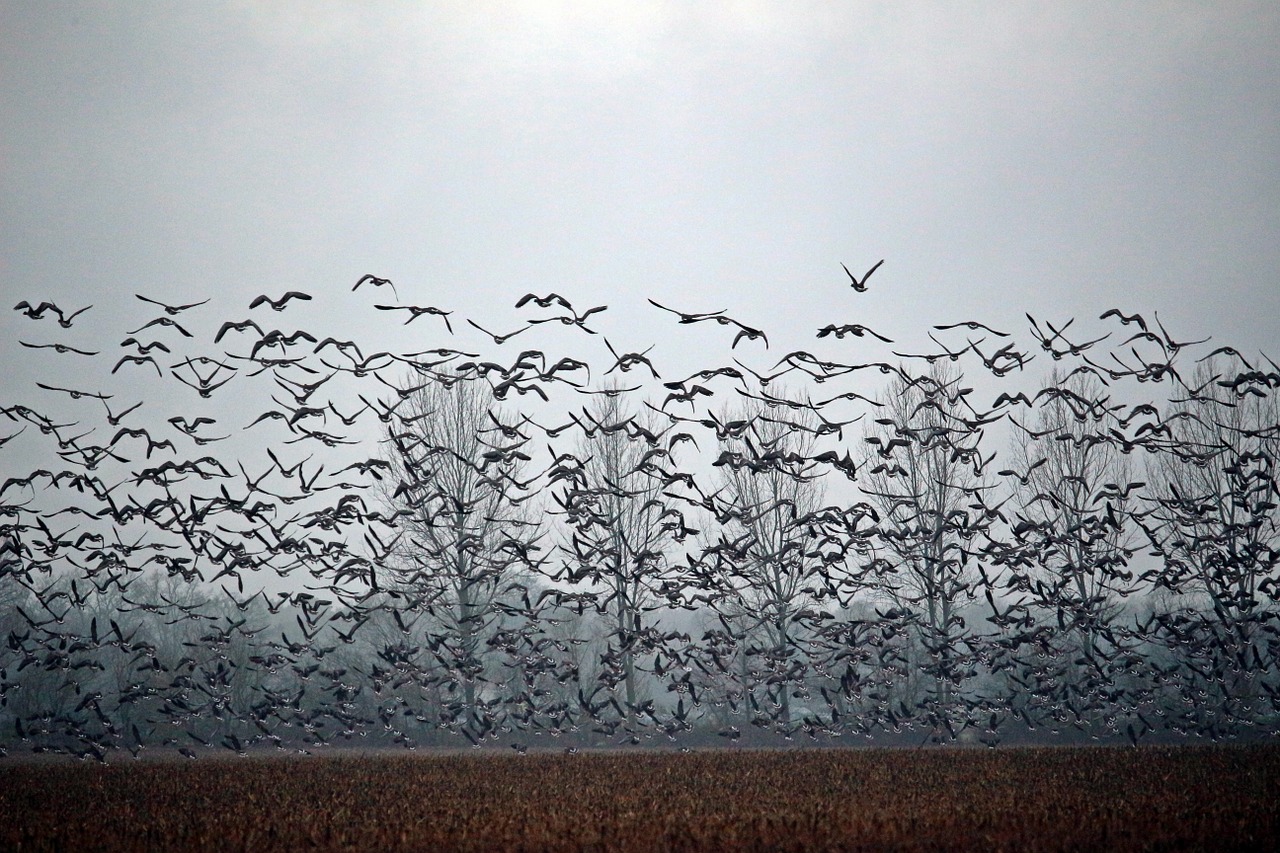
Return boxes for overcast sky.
[2,2,1279,422]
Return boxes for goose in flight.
[135,294,209,315]
[842,259,883,291]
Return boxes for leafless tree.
[1007,371,1140,656]
[700,399,827,727]
[860,363,989,731]
[999,368,1145,734]
[556,391,679,721]
[379,372,543,726]
[1140,357,1280,726]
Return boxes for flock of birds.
[2,263,1279,763]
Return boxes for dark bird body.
[250,291,313,311]
[842,259,884,291]
[135,294,209,315]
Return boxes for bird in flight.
[111,354,163,377]
[934,320,1010,338]
[99,398,143,426]
[35,381,111,400]
[515,293,574,310]
[214,318,265,344]
[135,294,210,315]
[14,300,61,320]
[19,341,99,356]
[1151,312,1209,353]
[374,303,453,332]
[603,338,660,378]
[816,324,893,343]
[250,291,313,311]
[119,337,172,354]
[129,316,193,337]
[1099,308,1148,332]
[14,300,92,327]
[353,274,399,299]
[467,319,529,345]
[648,300,765,348]
[729,323,767,349]
[648,299,726,324]
[527,304,607,335]
[842,259,884,291]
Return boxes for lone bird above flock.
[842,259,883,291]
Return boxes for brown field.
[1,745,1277,852]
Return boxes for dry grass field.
[1,745,1277,851]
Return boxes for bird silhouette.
[374,303,453,332]
[129,316,193,337]
[467,319,530,345]
[842,259,884,291]
[603,338,660,378]
[934,320,1010,337]
[817,324,892,343]
[34,382,111,400]
[515,292,574,310]
[649,300,765,348]
[353,273,399,299]
[250,291,313,311]
[19,341,98,356]
[111,354,163,377]
[119,337,172,354]
[214,318,265,343]
[527,304,607,335]
[135,294,210,315]
[14,300,92,326]
[95,398,143,426]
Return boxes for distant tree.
[860,363,990,736]
[379,372,543,735]
[556,392,680,724]
[1002,369,1143,732]
[0,529,27,613]
[698,399,827,728]
[1140,357,1280,730]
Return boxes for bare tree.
[379,372,542,731]
[860,363,989,732]
[699,399,827,727]
[1140,357,1280,729]
[556,391,679,722]
[1003,371,1146,701]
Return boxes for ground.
[1,744,1276,851]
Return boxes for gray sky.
[2,2,1279,416]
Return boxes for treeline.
[1,286,1278,760]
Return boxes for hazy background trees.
[1001,368,1143,736]
[554,392,680,727]
[5,291,1280,757]
[1140,357,1280,734]
[698,400,826,728]
[378,370,544,737]
[860,363,992,737]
